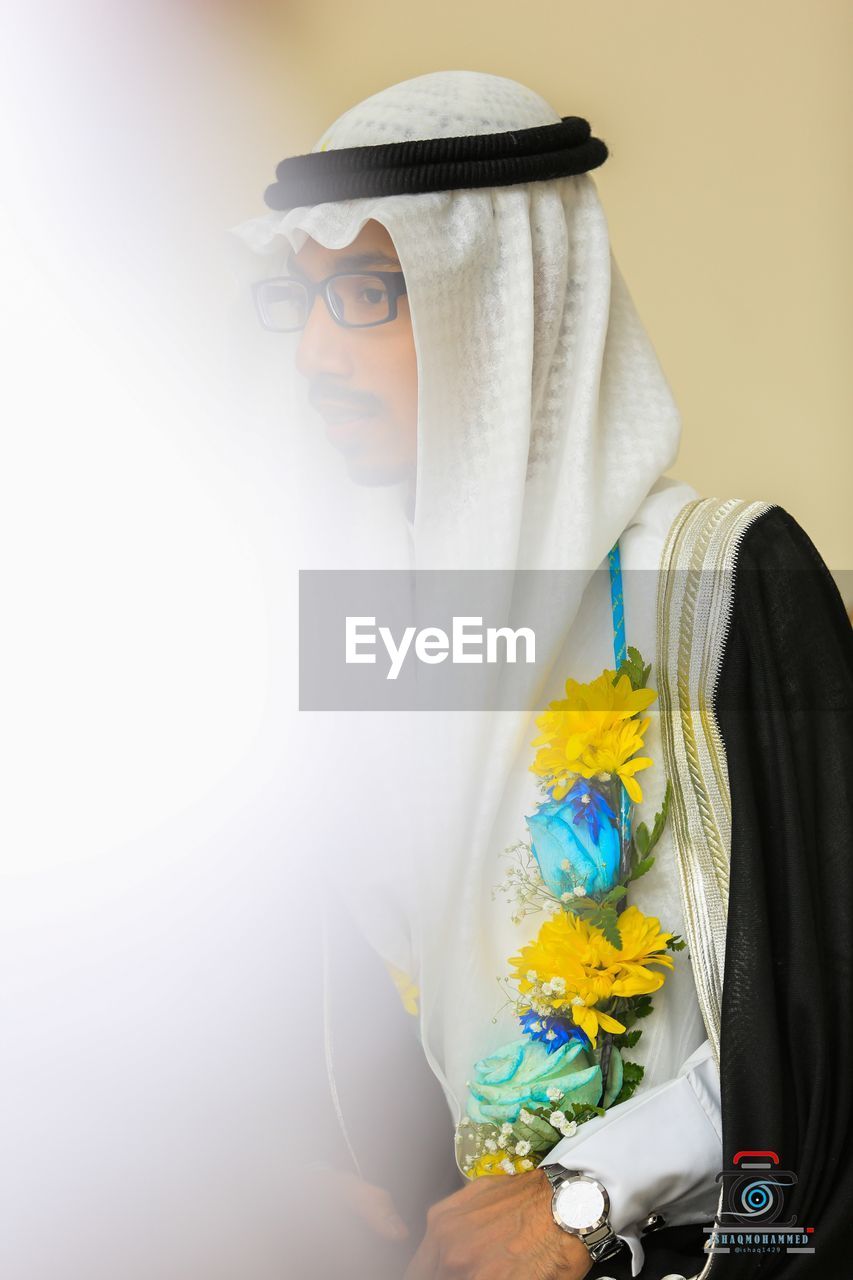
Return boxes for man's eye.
[358,287,386,305]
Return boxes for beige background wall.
[215,0,851,573]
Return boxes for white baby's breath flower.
[546,1086,564,1102]
[559,1119,578,1138]
[500,1159,516,1175]
[530,1021,542,1033]
[526,970,538,983]
[573,886,587,898]
[571,995,584,1006]
[520,1159,534,1171]
[501,1123,513,1134]
[560,859,571,872]
[549,1110,566,1126]
[545,1030,557,1040]
[485,1139,498,1153]
[550,976,566,995]
[497,1134,508,1148]
[514,1141,531,1157]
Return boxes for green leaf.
[615,1028,643,1049]
[646,780,672,852]
[634,823,651,856]
[633,995,654,1019]
[614,646,652,691]
[613,1060,645,1105]
[615,649,644,692]
[667,933,687,952]
[630,855,655,881]
[629,647,652,687]
[591,905,622,949]
[514,1117,560,1151]
[565,1102,606,1123]
[602,884,628,905]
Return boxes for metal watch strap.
[542,1162,570,1191]
[584,1223,624,1263]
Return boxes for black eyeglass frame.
[252,270,408,332]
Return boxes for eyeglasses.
[252,271,408,332]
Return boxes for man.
[231,71,853,1279]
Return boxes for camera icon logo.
[716,1150,798,1229]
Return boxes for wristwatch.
[540,1163,625,1264]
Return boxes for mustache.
[308,378,381,414]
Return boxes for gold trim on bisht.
[656,497,773,1070]
[657,497,774,1280]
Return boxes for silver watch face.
[553,1177,607,1232]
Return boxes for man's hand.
[403,1168,593,1279]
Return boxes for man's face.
[291,220,418,487]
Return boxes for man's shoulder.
[730,503,826,574]
[661,495,826,577]
[657,493,851,673]
[723,502,848,624]
[720,502,853,690]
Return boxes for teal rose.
[465,1035,621,1126]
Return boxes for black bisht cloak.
[713,506,853,1279]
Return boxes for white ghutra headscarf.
[229,70,704,1129]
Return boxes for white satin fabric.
[228,70,721,1275]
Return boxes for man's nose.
[294,291,353,382]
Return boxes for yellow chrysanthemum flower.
[575,717,654,805]
[508,906,674,1048]
[468,1150,534,1179]
[530,671,657,803]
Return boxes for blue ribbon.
[607,540,632,843]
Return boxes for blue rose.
[526,781,620,898]
[465,1036,605,1125]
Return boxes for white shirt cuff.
[537,1040,722,1277]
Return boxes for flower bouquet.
[455,648,684,1179]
